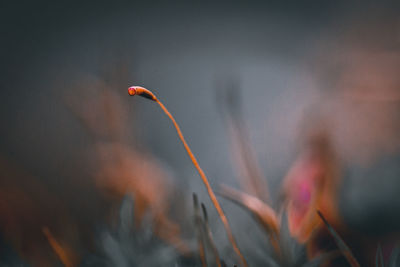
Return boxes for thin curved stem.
[155,99,247,267]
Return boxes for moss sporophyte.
[128,86,247,267]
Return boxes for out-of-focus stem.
[42,227,73,267]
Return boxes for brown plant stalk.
[128,86,247,266]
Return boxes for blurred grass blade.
[42,227,74,267]
[193,194,207,267]
[317,210,360,267]
[201,202,221,267]
[219,184,281,256]
[376,243,384,267]
[218,83,270,203]
[193,194,222,267]
[388,244,399,267]
[219,184,279,235]
[302,250,341,267]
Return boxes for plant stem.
[155,99,247,266]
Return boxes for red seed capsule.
[128,86,156,101]
[128,87,137,96]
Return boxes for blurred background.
[0,1,399,266]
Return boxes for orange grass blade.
[219,184,280,255]
[42,227,73,267]
[129,86,247,266]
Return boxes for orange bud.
[128,86,157,101]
